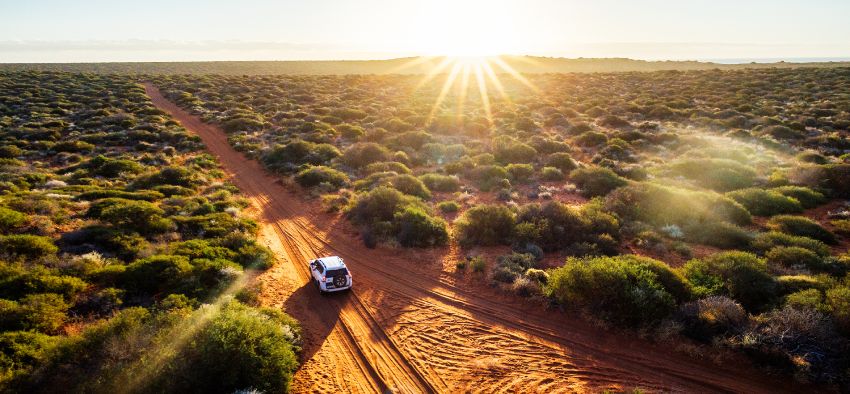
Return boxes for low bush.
[0,235,58,259]
[606,182,752,227]
[540,166,564,181]
[436,200,459,213]
[0,293,69,334]
[390,174,432,200]
[364,161,411,175]
[766,246,826,272]
[569,167,627,197]
[683,222,753,249]
[574,131,607,147]
[506,163,534,183]
[295,165,349,188]
[466,165,508,192]
[668,158,757,191]
[418,173,461,193]
[0,207,26,232]
[493,139,537,164]
[455,204,516,246]
[546,152,577,172]
[261,139,340,172]
[771,186,826,208]
[766,215,836,244]
[545,254,690,327]
[677,296,749,341]
[751,231,830,257]
[730,306,848,384]
[394,207,448,247]
[341,142,391,168]
[347,186,446,247]
[515,201,592,251]
[684,251,777,312]
[86,198,173,235]
[726,188,803,216]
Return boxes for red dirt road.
[145,83,798,393]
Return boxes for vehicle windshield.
[326,268,348,277]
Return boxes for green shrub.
[506,163,534,183]
[574,131,607,147]
[0,235,57,259]
[540,166,564,181]
[347,186,445,247]
[683,222,753,249]
[683,251,777,311]
[605,182,751,226]
[0,207,26,232]
[751,231,830,257]
[83,155,143,177]
[174,213,255,238]
[0,293,69,334]
[337,123,365,139]
[493,139,537,164]
[785,288,824,310]
[294,165,349,188]
[418,173,461,192]
[394,207,448,247]
[364,161,411,175]
[87,198,173,235]
[546,152,577,172]
[261,139,340,171]
[546,254,689,327]
[455,205,516,246]
[826,286,850,333]
[766,215,836,244]
[341,142,391,168]
[668,158,757,191]
[0,262,87,300]
[515,201,591,251]
[390,174,432,200]
[76,189,164,202]
[467,165,508,192]
[164,301,299,393]
[0,331,59,384]
[766,246,826,272]
[122,255,193,296]
[570,167,627,197]
[131,166,199,190]
[470,256,486,273]
[726,188,802,216]
[437,201,459,213]
[771,186,826,209]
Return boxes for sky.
[1,0,849,62]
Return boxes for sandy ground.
[145,83,803,393]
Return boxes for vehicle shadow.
[283,280,349,365]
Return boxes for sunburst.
[400,55,538,128]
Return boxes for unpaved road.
[146,83,799,393]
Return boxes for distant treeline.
[2,56,849,75]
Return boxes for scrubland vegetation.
[0,71,299,392]
[154,66,850,386]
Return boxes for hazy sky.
[1,0,849,62]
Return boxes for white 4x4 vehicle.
[308,256,352,293]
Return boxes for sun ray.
[481,60,512,105]
[456,62,472,123]
[426,61,463,125]
[386,55,439,75]
[413,56,455,91]
[491,56,540,93]
[473,63,494,125]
